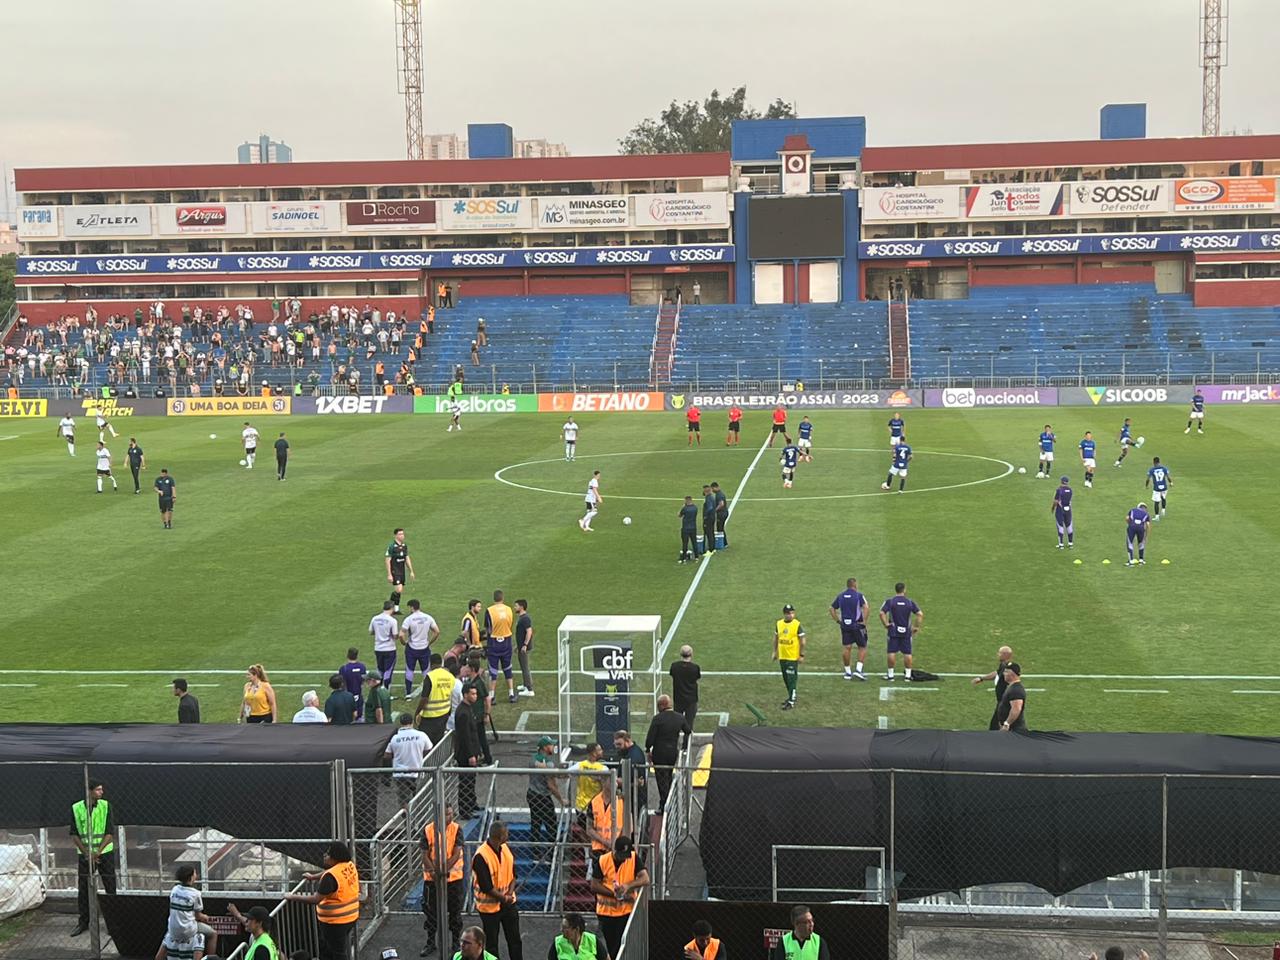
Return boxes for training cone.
[1073,558,1083,565]
[1161,558,1171,565]
[1101,559,1112,565]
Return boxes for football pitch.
[1,406,1278,735]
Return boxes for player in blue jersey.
[1114,417,1143,467]
[1035,425,1056,479]
[1078,431,1097,488]
[1185,389,1206,434]
[779,436,801,488]
[882,438,912,492]
[1145,456,1172,521]
[887,415,905,447]
[797,416,814,461]
[1125,502,1151,566]
[1052,476,1074,549]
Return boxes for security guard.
[591,835,649,960]
[71,779,117,936]
[684,919,725,960]
[551,912,609,960]
[770,905,829,960]
[227,904,278,960]
[418,652,456,745]
[586,779,627,878]
[286,841,360,960]
[472,821,522,960]
[772,605,806,711]
[422,804,464,956]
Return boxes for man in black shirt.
[515,599,535,697]
[645,694,692,811]
[668,645,701,731]
[677,496,699,562]
[274,432,289,480]
[997,662,1027,733]
[701,485,716,556]
[173,678,200,723]
[711,481,728,547]
[972,645,1013,730]
[453,685,482,818]
[125,437,145,493]
[324,674,357,725]
[154,468,176,529]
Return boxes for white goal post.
[557,614,662,749]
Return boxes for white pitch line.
[0,683,36,688]
[77,683,129,688]
[877,716,890,729]
[879,687,892,701]
[1103,689,1169,695]
[1232,690,1280,695]
[657,435,771,661]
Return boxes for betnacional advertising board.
[925,387,1060,408]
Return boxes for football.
[209,433,217,440]
[623,516,632,525]
[1017,467,1027,474]
[239,459,247,466]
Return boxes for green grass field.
[1,406,1278,735]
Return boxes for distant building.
[425,133,467,160]
[237,135,293,164]
[516,139,570,159]
[0,222,17,255]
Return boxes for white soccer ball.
[1017,467,1027,475]
[880,483,890,491]
[239,459,247,466]
[1137,436,1146,447]
[209,433,217,440]
[623,516,632,526]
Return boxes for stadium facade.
[12,119,1280,322]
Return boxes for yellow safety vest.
[420,668,455,719]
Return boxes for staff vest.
[473,842,514,913]
[421,668,455,718]
[595,852,638,917]
[780,932,823,960]
[246,932,279,960]
[554,931,600,959]
[316,861,360,925]
[423,821,463,882]
[685,938,721,960]
[589,792,625,852]
[72,800,113,855]
[487,603,513,640]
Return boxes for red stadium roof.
[14,154,731,192]
[861,135,1280,172]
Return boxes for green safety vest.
[554,931,599,959]
[72,799,113,855]
[780,932,822,960]
[452,952,497,960]
[246,931,278,960]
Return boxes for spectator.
[470,341,480,367]
[1089,950,1149,960]
[476,317,488,347]
[548,912,609,960]
[173,678,200,723]
[385,712,432,808]
[293,691,328,724]
[770,905,828,960]
[472,821,521,960]
[241,664,277,723]
[527,735,564,847]
[669,645,701,730]
[683,919,724,960]
[324,674,357,725]
[364,673,393,724]
[453,685,482,818]
[645,694,691,811]
[612,729,649,813]
[972,645,1014,730]
[691,280,701,304]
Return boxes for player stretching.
[93,407,118,441]
[1125,502,1151,566]
[385,527,415,613]
[725,404,742,445]
[1035,425,1056,479]
[446,399,462,431]
[882,436,911,492]
[1079,431,1097,488]
[797,416,814,461]
[887,414,905,447]
[241,421,259,469]
[1052,476,1074,549]
[779,436,800,488]
[579,470,602,532]
[1114,417,1142,467]
[1146,457,1172,521]
[562,415,579,461]
[685,404,701,446]
[56,414,76,457]
[769,405,787,447]
[94,441,118,493]
[1186,389,1206,434]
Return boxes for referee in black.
[274,432,290,481]
[125,437,145,494]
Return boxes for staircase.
[888,296,911,381]
[649,300,680,386]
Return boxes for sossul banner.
[667,390,920,410]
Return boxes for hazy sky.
[3,0,1278,212]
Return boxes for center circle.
[493,448,1014,502]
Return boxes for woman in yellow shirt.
[241,664,278,723]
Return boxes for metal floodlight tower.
[1199,0,1229,137]
[394,0,425,159]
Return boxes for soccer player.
[94,441,118,493]
[772,604,805,710]
[56,413,76,457]
[385,527,415,613]
[125,438,145,494]
[725,404,742,445]
[562,415,579,461]
[154,468,177,528]
[879,583,923,681]
[400,598,440,698]
[241,421,260,469]
[1052,476,1074,549]
[447,399,462,432]
[579,470,602,532]
[93,407,118,441]
[1114,417,1141,467]
[882,436,911,492]
[686,403,702,446]
[797,416,814,461]
[1125,501,1151,566]
[370,600,400,687]
[1186,389,1206,434]
[779,436,801,488]
[1036,425,1056,479]
[274,432,289,480]
[888,414,905,447]
[677,495,699,562]
[769,406,787,447]
[830,577,870,681]
[1079,431,1097,488]
[1145,457,1172,521]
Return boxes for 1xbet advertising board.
[294,396,415,415]
[667,390,920,410]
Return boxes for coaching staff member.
[645,694,691,811]
[669,645,701,730]
[972,645,1014,730]
[125,437,145,493]
[154,468,176,529]
[997,663,1027,732]
[275,432,289,480]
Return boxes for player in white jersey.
[56,415,76,457]
[241,421,259,468]
[95,441,118,493]
[447,400,462,432]
[579,469,602,532]
[562,417,579,461]
[91,407,118,440]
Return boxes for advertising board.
[1058,386,1193,406]
[166,397,292,416]
[667,390,920,410]
[1173,177,1276,212]
[862,186,961,222]
[344,200,437,231]
[924,387,1059,408]
[17,206,58,239]
[156,203,248,235]
[412,394,538,414]
[438,198,533,231]
[535,196,629,230]
[633,191,730,227]
[250,201,341,233]
[963,184,1065,219]
[63,204,152,238]
[1068,180,1171,216]
[294,396,415,414]
[536,392,665,413]
[1196,383,1280,404]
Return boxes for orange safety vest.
[486,603,513,641]
[685,938,721,960]
[473,842,514,913]
[590,793,626,853]
[316,861,360,924]
[383,382,394,396]
[595,852,638,917]
[423,821,463,882]
[375,361,384,375]
[419,320,428,334]
[260,386,271,398]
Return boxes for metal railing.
[222,876,314,960]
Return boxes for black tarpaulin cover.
[0,724,393,860]
[701,727,1280,899]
